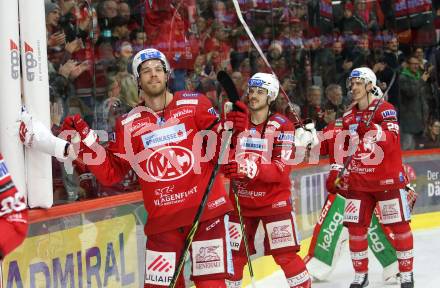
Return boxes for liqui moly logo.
[24,42,37,81]
[10,40,19,80]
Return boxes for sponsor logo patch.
[176,99,198,106]
[146,146,194,181]
[170,107,195,119]
[228,222,242,251]
[142,124,187,148]
[344,199,361,223]
[266,220,295,250]
[274,115,286,123]
[239,138,268,151]
[378,198,402,224]
[277,132,295,143]
[145,250,175,286]
[381,109,397,118]
[121,112,141,125]
[267,121,281,129]
[192,239,225,275]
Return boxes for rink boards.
[1,149,440,287]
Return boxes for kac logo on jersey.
[146,146,194,181]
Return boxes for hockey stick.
[231,0,303,127]
[334,71,397,186]
[218,70,257,287]
[232,183,257,288]
[169,72,241,288]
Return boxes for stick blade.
[217,71,240,104]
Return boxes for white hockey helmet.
[247,72,279,103]
[347,67,382,97]
[132,48,170,78]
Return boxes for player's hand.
[19,109,72,159]
[356,121,382,138]
[295,125,319,148]
[326,164,344,194]
[222,159,258,180]
[225,101,249,133]
[405,184,417,212]
[61,114,96,147]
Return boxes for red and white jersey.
[320,119,349,194]
[342,99,406,192]
[87,91,232,235]
[0,153,27,222]
[320,119,344,165]
[230,113,295,216]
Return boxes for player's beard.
[141,80,167,98]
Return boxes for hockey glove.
[326,164,344,194]
[294,122,319,148]
[405,184,417,212]
[61,114,97,153]
[222,159,258,180]
[19,109,73,160]
[357,121,382,139]
[225,101,249,133]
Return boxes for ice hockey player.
[328,67,414,288]
[0,153,28,285]
[305,116,401,283]
[222,72,312,288]
[60,48,248,288]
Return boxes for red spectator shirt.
[86,91,232,235]
[342,99,406,192]
[229,113,295,216]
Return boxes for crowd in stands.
[44,0,440,203]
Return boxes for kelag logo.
[9,40,19,80]
[24,42,37,81]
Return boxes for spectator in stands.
[332,38,352,93]
[98,0,119,38]
[130,28,147,53]
[46,1,64,48]
[351,34,372,68]
[338,1,366,35]
[415,119,440,149]
[307,34,335,88]
[414,47,429,72]
[110,16,130,42]
[353,0,379,33]
[302,85,323,123]
[399,55,432,150]
[324,83,346,118]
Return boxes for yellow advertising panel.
[2,214,139,288]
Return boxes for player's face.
[247,86,269,111]
[139,59,167,98]
[349,78,370,101]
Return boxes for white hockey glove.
[294,122,319,148]
[19,109,73,160]
[223,159,259,180]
